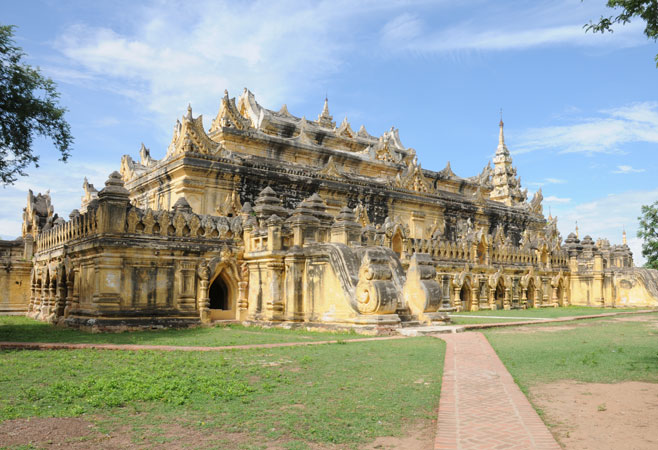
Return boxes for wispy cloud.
[0,160,114,239]
[53,0,367,122]
[528,178,567,187]
[514,102,658,155]
[613,165,646,174]
[380,1,645,54]
[544,195,571,204]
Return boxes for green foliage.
[0,24,72,184]
[638,200,658,269]
[0,338,445,447]
[584,0,658,66]
[485,313,658,389]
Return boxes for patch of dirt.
[0,416,436,449]
[0,417,99,448]
[530,380,658,449]
[610,314,658,323]
[362,419,436,450]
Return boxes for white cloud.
[528,178,567,187]
[544,195,571,204]
[380,2,645,54]
[553,189,658,266]
[613,165,645,174]
[53,1,359,123]
[514,102,658,154]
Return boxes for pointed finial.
[224,89,229,97]
[186,103,193,119]
[548,206,552,220]
[623,227,627,245]
[575,221,579,239]
[498,112,505,147]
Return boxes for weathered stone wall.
[0,240,31,314]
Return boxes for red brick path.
[434,332,560,449]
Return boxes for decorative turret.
[317,97,335,129]
[489,118,526,206]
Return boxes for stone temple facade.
[1,89,656,329]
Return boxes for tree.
[0,24,72,184]
[585,0,658,66]
[637,201,658,269]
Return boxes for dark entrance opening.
[494,281,505,309]
[460,284,471,311]
[209,276,229,310]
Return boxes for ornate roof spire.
[575,221,579,239]
[317,95,335,128]
[623,227,627,245]
[186,103,193,120]
[498,108,506,149]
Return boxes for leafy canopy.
[0,24,72,184]
[637,201,658,269]
[585,0,658,66]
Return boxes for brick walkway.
[435,332,560,449]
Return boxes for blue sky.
[2,0,657,263]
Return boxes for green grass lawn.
[484,314,658,391]
[0,337,445,449]
[450,306,652,323]
[450,316,542,325]
[0,315,362,347]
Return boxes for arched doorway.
[494,280,505,309]
[391,231,403,257]
[460,284,472,311]
[526,278,536,308]
[208,273,234,320]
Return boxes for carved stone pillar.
[55,271,67,319]
[237,262,249,321]
[452,286,462,312]
[46,277,56,321]
[197,262,211,324]
[441,275,452,310]
[64,271,74,317]
[28,279,36,314]
[487,285,495,310]
[284,251,305,321]
[265,261,285,321]
[521,288,528,309]
[503,287,511,310]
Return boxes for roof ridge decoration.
[395,157,432,193]
[336,117,355,138]
[317,156,345,179]
[278,104,293,117]
[166,104,222,158]
[296,116,316,145]
[438,161,457,179]
[237,88,266,129]
[210,90,251,132]
[357,125,373,139]
[139,143,156,167]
